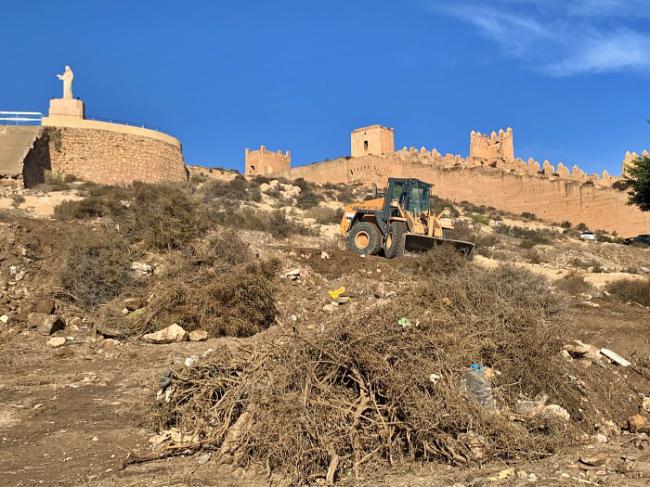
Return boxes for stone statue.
[56,65,74,99]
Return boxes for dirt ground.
[0,179,649,486]
[1,244,649,486]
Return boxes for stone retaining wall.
[44,126,187,185]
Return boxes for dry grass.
[92,231,278,338]
[556,272,593,296]
[303,206,344,225]
[150,265,582,483]
[59,226,134,309]
[400,244,468,276]
[606,278,650,306]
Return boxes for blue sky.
[2,0,649,175]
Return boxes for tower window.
[363,140,369,151]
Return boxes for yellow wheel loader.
[339,178,475,258]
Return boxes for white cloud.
[545,30,650,76]
[430,0,650,76]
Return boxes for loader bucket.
[404,234,475,259]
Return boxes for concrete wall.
[45,126,187,185]
[280,154,649,237]
[0,126,42,177]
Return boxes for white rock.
[142,324,188,344]
[642,396,650,413]
[47,337,66,347]
[320,251,330,260]
[541,404,570,422]
[0,315,9,324]
[592,433,608,444]
[189,330,208,341]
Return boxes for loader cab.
[383,178,431,218]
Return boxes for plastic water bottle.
[463,364,496,412]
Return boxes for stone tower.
[351,125,394,158]
[244,146,291,177]
[469,128,514,165]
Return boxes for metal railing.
[85,116,171,135]
[0,110,173,136]
[0,111,42,124]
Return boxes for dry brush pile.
[52,181,286,338]
[149,264,608,484]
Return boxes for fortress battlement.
[243,124,649,235]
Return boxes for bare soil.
[1,245,649,486]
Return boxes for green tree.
[625,156,650,211]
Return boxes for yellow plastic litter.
[328,287,346,300]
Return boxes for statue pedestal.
[48,98,85,119]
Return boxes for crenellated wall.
[275,154,649,236]
[245,145,291,177]
[246,125,649,236]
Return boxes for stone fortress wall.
[245,125,650,237]
[245,146,291,177]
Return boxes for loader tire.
[384,221,407,259]
[347,222,382,256]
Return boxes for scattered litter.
[184,356,199,368]
[429,373,441,384]
[320,251,330,260]
[462,365,496,411]
[337,296,351,305]
[282,269,301,280]
[600,348,631,367]
[328,287,346,300]
[130,261,153,275]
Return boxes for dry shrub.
[210,207,314,239]
[135,263,276,337]
[303,206,344,225]
[54,194,126,220]
[184,232,252,270]
[152,265,582,483]
[294,178,324,209]
[54,182,205,251]
[105,232,276,337]
[495,224,559,248]
[120,182,205,251]
[36,171,76,192]
[401,244,467,276]
[556,272,593,296]
[606,278,650,306]
[60,227,134,309]
[201,175,261,203]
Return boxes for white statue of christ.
[56,66,74,99]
